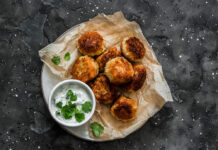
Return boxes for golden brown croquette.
[71,56,99,83]
[78,31,105,56]
[110,95,138,122]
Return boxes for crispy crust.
[105,57,134,85]
[71,56,99,83]
[110,95,137,122]
[121,37,146,62]
[89,74,117,104]
[96,47,121,72]
[78,31,105,56]
[123,64,146,91]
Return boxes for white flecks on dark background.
[0,0,218,149]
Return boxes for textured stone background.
[0,0,218,149]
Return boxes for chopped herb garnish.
[90,122,104,137]
[75,110,85,122]
[82,101,92,113]
[68,101,77,112]
[56,101,63,109]
[64,52,70,60]
[75,108,80,114]
[66,90,73,99]
[57,101,77,119]
[66,90,77,101]
[61,105,73,119]
[51,56,60,65]
[56,111,61,115]
[70,94,77,101]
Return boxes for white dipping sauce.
[51,84,92,125]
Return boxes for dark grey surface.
[0,0,218,149]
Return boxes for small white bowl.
[48,79,96,127]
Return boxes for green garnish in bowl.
[75,109,85,123]
[82,101,92,113]
[66,90,77,101]
[56,101,63,108]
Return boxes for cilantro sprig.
[66,90,77,101]
[82,101,92,113]
[56,101,63,108]
[64,52,71,60]
[75,109,85,123]
[66,90,73,99]
[56,111,61,115]
[90,122,104,137]
[51,56,60,65]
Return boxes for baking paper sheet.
[39,11,173,140]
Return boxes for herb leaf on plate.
[51,56,60,65]
[90,122,104,137]
[64,52,71,60]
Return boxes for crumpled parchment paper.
[39,11,173,140]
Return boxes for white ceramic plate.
[41,64,105,142]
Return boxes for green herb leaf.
[66,90,77,101]
[75,108,80,114]
[56,102,63,109]
[66,90,73,99]
[75,111,85,122]
[68,101,77,112]
[61,105,73,119]
[56,111,61,115]
[64,52,71,60]
[70,94,77,101]
[51,56,60,65]
[90,122,104,137]
[82,101,92,113]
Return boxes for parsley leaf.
[56,102,63,108]
[68,101,77,112]
[51,56,60,65]
[61,105,73,119]
[56,111,61,115]
[70,94,77,101]
[66,90,73,99]
[90,122,104,137]
[64,52,71,60]
[66,90,77,101]
[82,101,92,113]
[75,110,85,122]
[75,108,80,114]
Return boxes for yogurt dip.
[49,80,96,127]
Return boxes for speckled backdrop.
[0,0,218,150]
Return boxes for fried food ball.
[78,31,106,56]
[71,56,99,83]
[111,95,138,122]
[89,74,117,104]
[121,37,146,62]
[96,47,121,72]
[105,57,134,85]
[123,64,146,92]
